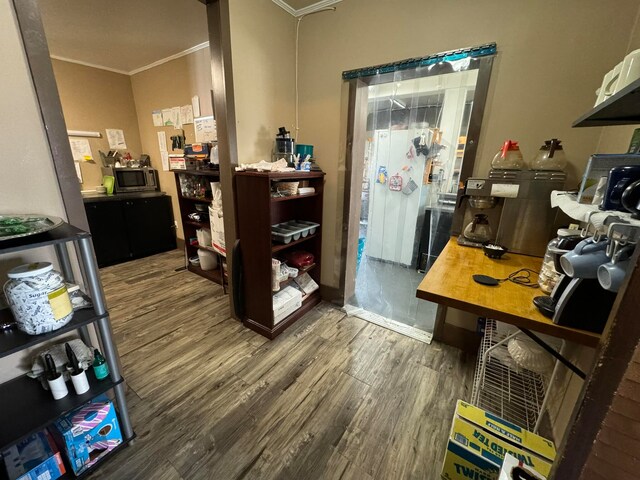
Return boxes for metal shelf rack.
[0,222,134,473]
[471,319,558,433]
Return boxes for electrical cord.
[497,268,540,288]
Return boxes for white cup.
[560,238,609,279]
[617,49,640,92]
[607,61,623,96]
[47,375,69,400]
[597,244,635,292]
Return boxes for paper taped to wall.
[180,105,194,125]
[194,116,216,143]
[69,138,93,162]
[172,106,182,129]
[162,108,174,126]
[161,151,169,172]
[74,162,83,183]
[192,95,200,118]
[105,129,126,149]
[157,131,168,152]
[152,110,163,127]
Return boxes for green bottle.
[93,349,109,380]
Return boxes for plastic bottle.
[538,229,582,293]
[491,140,525,170]
[93,349,110,380]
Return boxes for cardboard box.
[169,156,198,170]
[577,154,640,204]
[3,430,66,480]
[273,286,302,324]
[499,453,547,480]
[441,401,556,480]
[52,395,123,475]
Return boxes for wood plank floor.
[90,250,476,480]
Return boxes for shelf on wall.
[179,195,212,202]
[0,223,89,255]
[271,193,320,203]
[187,263,225,285]
[274,264,316,290]
[271,233,318,253]
[171,169,220,177]
[184,219,209,228]
[573,76,640,127]
[0,309,107,359]
[0,371,123,450]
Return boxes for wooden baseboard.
[437,323,481,353]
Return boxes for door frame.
[338,54,495,305]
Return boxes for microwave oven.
[101,167,158,193]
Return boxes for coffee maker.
[459,170,566,256]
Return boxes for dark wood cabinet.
[234,171,324,339]
[172,169,227,290]
[84,194,176,267]
[123,197,176,258]
[84,201,130,267]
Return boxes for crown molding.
[49,55,130,75]
[272,0,296,16]
[272,0,341,17]
[295,0,342,16]
[128,41,209,75]
[51,41,210,76]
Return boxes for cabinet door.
[123,197,176,258]
[84,201,130,267]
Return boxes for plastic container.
[4,262,74,335]
[196,228,212,247]
[491,140,525,170]
[538,229,582,293]
[531,139,567,171]
[198,249,219,271]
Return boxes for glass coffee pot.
[463,213,493,243]
[491,140,525,170]
[531,138,567,171]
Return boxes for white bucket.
[198,249,218,271]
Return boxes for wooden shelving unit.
[235,171,325,339]
[173,169,227,291]
[0,223,134,475]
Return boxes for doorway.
[342,49,494,342]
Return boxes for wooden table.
[416,238,600,348]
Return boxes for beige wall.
[229,0,296,163]
[130,47,214,240]
[296,0,640,287]
[52,59,143,188]
[0,1,69,382]
[597,11,640,153]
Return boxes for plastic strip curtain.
[350,56,480,333]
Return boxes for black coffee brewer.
[533,229,630,334]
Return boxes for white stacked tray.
[271,220,320,244]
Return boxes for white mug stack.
[595,49,640,106]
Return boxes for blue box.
[51,395,123,475]
[3,430,66,480]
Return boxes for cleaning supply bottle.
[93,348,109,380]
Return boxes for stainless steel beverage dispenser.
[460,170,566,256]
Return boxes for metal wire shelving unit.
[471,319,560,432]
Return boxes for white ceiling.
[38,0,208,74]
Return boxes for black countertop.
[82,191,167,203]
